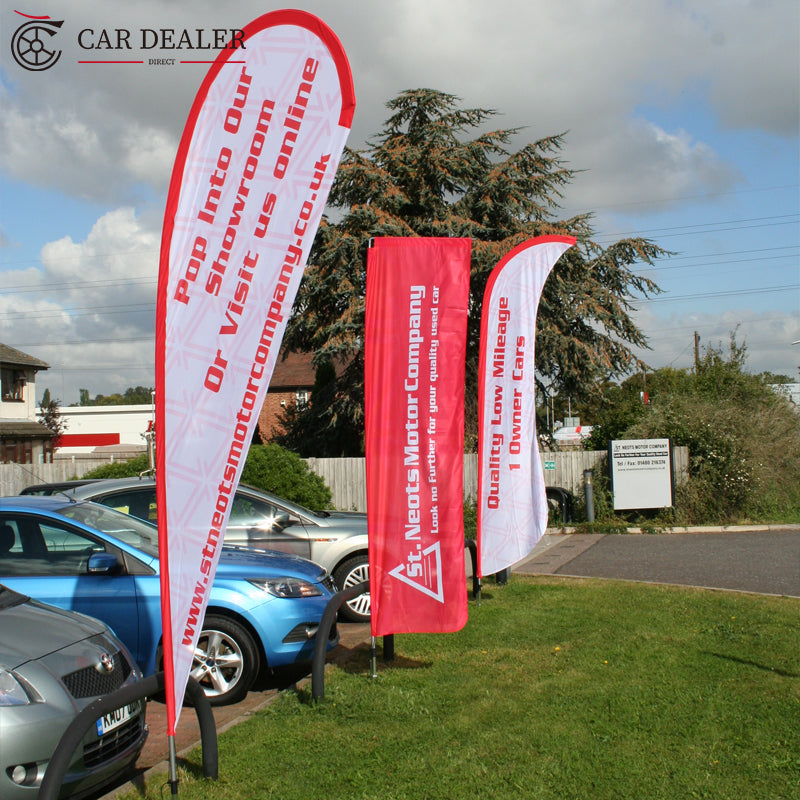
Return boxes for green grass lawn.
[122,577,799,800]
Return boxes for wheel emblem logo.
[11,15,64,72]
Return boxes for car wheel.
[333,555,371,623]
[190,615,260,706]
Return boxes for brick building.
[256,350,317,441]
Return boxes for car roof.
[0,494,81,513]
[65,476,155,495]
[0,493,328,579]
[19,479,104,496]
[64,475,317,516]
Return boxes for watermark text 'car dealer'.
[77,27,245,51]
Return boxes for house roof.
[269,350,350,390]
[269,350,316,389]
[0,343,49,370]
[0,420,53,438]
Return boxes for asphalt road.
[515,528,800,598]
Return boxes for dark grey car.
[0,583,147,799]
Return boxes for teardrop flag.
[155,10,354,732]
[477,236,575,577]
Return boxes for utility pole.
[545,390,550,433]
[694,331,701,373]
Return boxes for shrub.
[623,389,800,525]
[82,453,151,479]
[463,500,477,539]
[82,444,333,510]
[240,444,332,509]
[586,334,800,526]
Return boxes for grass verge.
[120,577,799,800]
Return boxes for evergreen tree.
[284,89,666,454]
[274,358,360,457]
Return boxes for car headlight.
[248,578,323,598]
[0,667,33,706]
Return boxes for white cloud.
[39,207,158,308]
[2,208,159,402]
[0,92,178,201]
[2,0,796,208]
[563,118,742,215]
[121,125,177,187]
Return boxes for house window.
[1,440,33,463]
[1,369,26,402]
[295,390,309,409]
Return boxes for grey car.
[62,476,372,623]
[0,582,147,799]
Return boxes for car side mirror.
[87,552,121,575]
[273,513,292,531]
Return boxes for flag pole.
[168,737,178,795]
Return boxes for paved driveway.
[515,529,800,598]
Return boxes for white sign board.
[609,439,674,510]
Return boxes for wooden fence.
[306,452,614,511]
[0,455,138,497]
[2,447,688,511]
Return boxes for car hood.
[0,596,107,669]
[216,545,327,581]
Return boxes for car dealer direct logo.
[10,10,246,71]
[11,11,63,71]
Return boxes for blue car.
[0,496,339,705]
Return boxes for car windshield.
[59,502,160,558]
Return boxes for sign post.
[609,438,674,510]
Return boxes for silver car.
[62,476,372,623]
[0,582,147,799]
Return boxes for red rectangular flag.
[156,10,354,732]
[477,236,575,577]
[365,238,471,636]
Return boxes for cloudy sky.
[1,0,798,406]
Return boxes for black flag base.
[39,673,217,800]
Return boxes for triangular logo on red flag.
[388,542,444,602]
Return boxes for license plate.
[96,702,139,736]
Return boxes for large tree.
[281,89,665,455]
